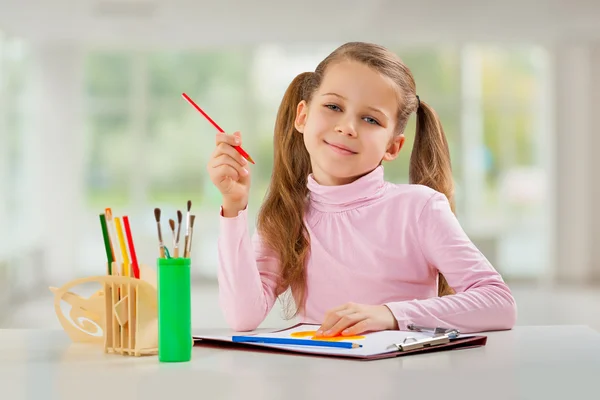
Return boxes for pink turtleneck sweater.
[217,166,517,333]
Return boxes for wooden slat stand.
[49,263,159,357]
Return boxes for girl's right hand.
[207,131,251,217]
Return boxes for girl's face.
[295,60,404,186]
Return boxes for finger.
[316,307,355,336]
[319,310,360,336]
[323,313,364,337]
[341,319,372,336]
[215,131,243,148]
[316,303,359,335]
[214,142,248,166]
[213,165,240,183]
[211,154,249,178]
[211,152,249,178]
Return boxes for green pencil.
[99,213,114,274]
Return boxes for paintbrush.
[154,208,165,258]
[183,200,191,259]
[174,210,182,258]
[169,219,176,257]
[185,215,196,258]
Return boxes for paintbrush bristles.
[154,207,165,258]
[152,204,192,259]
[176,210,182,242]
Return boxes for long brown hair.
[257,42,455,319]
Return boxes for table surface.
[1,325,599,400]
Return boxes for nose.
[334,117,357,137]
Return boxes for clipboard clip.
[388,324,461,352]
[407,324,460,338]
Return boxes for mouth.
[324,140,358,155]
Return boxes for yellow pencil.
[114,217,130,277]
[105,208,122,275]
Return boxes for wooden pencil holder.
[49,262,159,357]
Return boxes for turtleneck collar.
[306,166,387,212]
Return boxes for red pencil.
[181,92,255,164]
[122,216,140,279]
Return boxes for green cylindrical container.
[157,257,192,362]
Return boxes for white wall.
[1,1,600,47]
[554,42,600,284]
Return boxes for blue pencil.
[231,336,362,349]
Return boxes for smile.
[324,140,358,155]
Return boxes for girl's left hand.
[315,303,399,337]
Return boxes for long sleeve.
[384,192,517,333]
[217,207,282,331]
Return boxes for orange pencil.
[181,92,255,164]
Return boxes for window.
[1,35,30,256]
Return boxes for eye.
[325,104,342,112]
[363,116,380,126]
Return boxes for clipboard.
[193,323,487,361]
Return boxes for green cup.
[157,257,192,362]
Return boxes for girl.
[207,42,517,336]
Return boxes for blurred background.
[0,0,599,331]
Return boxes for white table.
[1,325,599,400]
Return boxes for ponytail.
[410,99,456,297]
[257,72,316,318]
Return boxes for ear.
[382,134,404,161]
[294,100,308,133]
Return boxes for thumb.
[219,175,237,194]
[237,164,251,187]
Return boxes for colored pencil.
[123,216,140,279]
[231,336,361,349]
[181,92,255,164]
[105,208,122,275]
[99,213,114,274]
[114,217,130,277]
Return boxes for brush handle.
[183,235,189,258]
[187,228,194,257]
